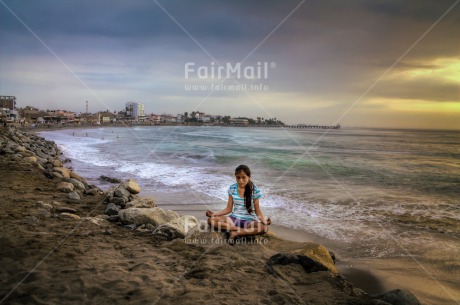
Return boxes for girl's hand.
[205,210,214,217]
[263,218,271,226]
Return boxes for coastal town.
[0,95,340,129]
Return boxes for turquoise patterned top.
[228,183,262,221]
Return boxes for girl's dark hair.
[235,165,254,214]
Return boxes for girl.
[206,165,271,244]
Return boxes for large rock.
[153,215,199,240]
[265,253,330,275]
[68,191,81,200]
[69,171,88,184]
[105,203,120,216]
[114,186,131,199]
[124,179,141,194]
[53,167,71,178]
[118,207,179,226]
[23,156,37,163]
[293,243,337,273]
[69,178,85,190]
[125,197,156,209]
[373,289,420,305]
[57,182,74,193]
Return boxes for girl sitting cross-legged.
[206,165,271,244]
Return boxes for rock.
[57,182,74,193]
[52,159,62,167]
[20,150,35,157]
[53,167,71,178]
[11,154,22,161]
[114,186,131,199]
[125,197,156,209]
[151,215,199,240]
[109,197,126,207]
[15,145,26,153]
[85,188,99,196]
[118,207,179,226]
[59,213,80,220]
[32,162,45,171]
[51,172,64,179]
[69,171,88,184]
[83,217,108,227]
[124,179,141,194]
[105,203,120,216]
[35,149,49,160]
[69,178,85,190]
[293,243,337,273]
[100,175,122,183]
[265,253,330,275]
[152,225,183,241]
[23,156,37,163]
[68,191,81,200]
[373,289,420,305]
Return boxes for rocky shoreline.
[0,126,421,305]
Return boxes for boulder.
[114,186,131,199]
[124,179,141,194]
[68,191,81,200]
[152,225,183,241]
[293,243,337,273]
[69,171,88,184]
[109,197,126,207]
[23,156,37,163]
[15,145,26,153]
[52,172,64,179]
[52,159,62,167]
[53,167,71,178]
[35,149,49,160]
[152,215,199,240]
[125,197,156,209]
[105,203,120,216]
[373,289,420,305]
[57,182,74,193]
[265,253,330,275]
[69,178,85,190]
[100,175,122,183]
[118,207,179,226]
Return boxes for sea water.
[39,126,459,260]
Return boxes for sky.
[0,0,459,129]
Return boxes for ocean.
[38,126,459,261]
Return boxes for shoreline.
[1,126,444,304]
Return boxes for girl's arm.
[206,195,233,217]
[254,198,271,225]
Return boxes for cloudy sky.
[0,0,459,129]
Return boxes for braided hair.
[235,165,254,214]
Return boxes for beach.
[0,126,457,304]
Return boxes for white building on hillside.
[125,102,145,122]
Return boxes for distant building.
[0,96,18,122]
[98,111,117,124]
[160,114,177,123]
[125,101,145,122]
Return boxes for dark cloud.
[0,0,458,128]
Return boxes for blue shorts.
[229,215,257,229]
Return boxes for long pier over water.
[255,124,341,129]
